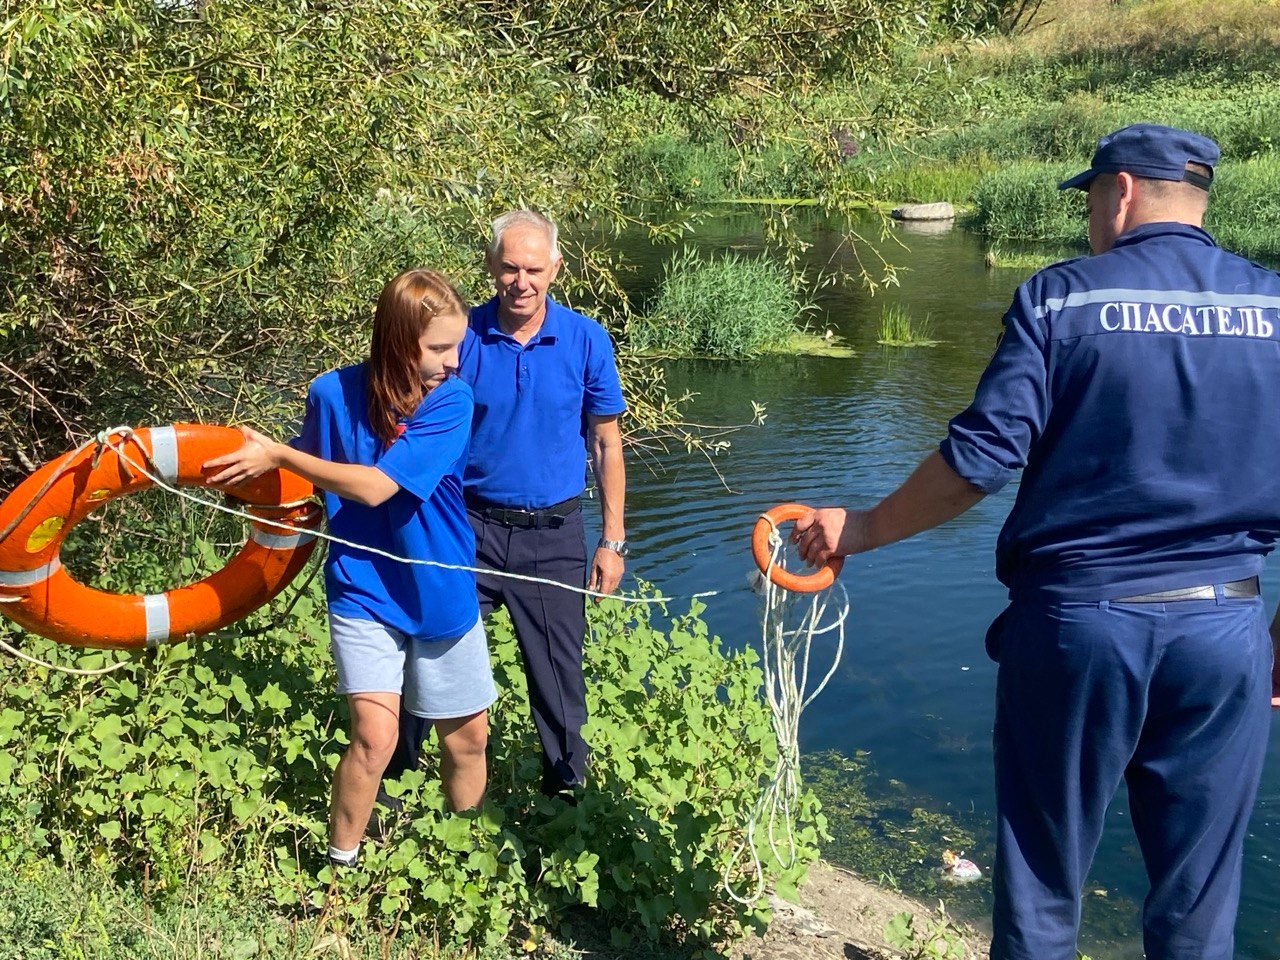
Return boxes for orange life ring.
[0,424,322,650]
[752,503,844,593]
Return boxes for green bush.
[0,562,818,952]
[968,162,1086,244]
[967,155,1280,267]
[629,250,813,357]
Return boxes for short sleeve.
[288,383,322,456]
[376,380,473,502]
[939,282,1050,495]
[583,325,626,416]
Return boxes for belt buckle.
[486,504,568,529]
[505,508,538,529]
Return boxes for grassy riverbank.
[833,0,1280,262]
[0,750,989,960]
[0,569,822,956]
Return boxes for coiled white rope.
[723,514,849,906]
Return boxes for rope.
[0,636,133,676]
[97,428,726,607]
[722,514,849,906]
[0,424,730,675]
[0,427,133,546]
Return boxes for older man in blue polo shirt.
[389,210,627,800]
[794,124,1280,959]
[460,209,626,797]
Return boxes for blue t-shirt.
[291,364,479,640]
[941,222,1280,600]
[459,296,626,509]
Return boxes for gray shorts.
[328,614,496,720]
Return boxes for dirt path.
[729,860,990,960]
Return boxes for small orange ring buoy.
[0,424,323,650]
[752,503,844,593]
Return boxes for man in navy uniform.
[793,125,1280,959]
[388,210,627,799]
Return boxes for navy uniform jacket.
[941,222,1280,601]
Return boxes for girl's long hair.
[367,268,467,446]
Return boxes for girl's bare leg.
[329,691,401,849]
[435,710,488,811]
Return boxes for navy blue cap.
[1058,123,1220,191]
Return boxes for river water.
[600,211,1280,960]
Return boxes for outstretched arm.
[203,426,399,507]
[793,451,986,566]
[586,414,626,595]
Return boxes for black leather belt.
[1114,576,1259,603]
[465,495,580,529]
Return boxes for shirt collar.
[1113,221,1216,250]
[472,296,561,344]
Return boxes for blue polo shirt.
[291,365,479,641]
[941,222,1280,600]
[459,296,626,509]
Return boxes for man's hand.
[202,426,280,487]
[587,545,624,596]
[791,508,873,567]
[788,453,987,569]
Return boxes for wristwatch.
[598,537,629,557]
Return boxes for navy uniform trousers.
[470,506,589,794]
[988,590,1272,960]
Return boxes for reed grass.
[876,303,937,347]
[625,133,731,203]
[983,245,1080,272]
[624,132,822,204]
[629,249,814,358]
[966,155,1280,267]
[840,154,989,205]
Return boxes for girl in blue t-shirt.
[204,269,494,868]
